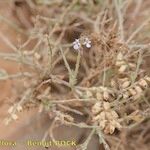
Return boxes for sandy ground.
[0,2,99,150]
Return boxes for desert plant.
[0,0,150,150]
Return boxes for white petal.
[75,39,80,42]
[73,44,80,50]
[86,43,91,48]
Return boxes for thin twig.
[59,47,72,74]
[0,72,32,80]
[79,128,95,150]
[42,98,97,104]
[58,104,84,115]
[132,50,143,83]
[126,18,150,44]
[0,32,18,52]
[96,128,110,150]
[75,51,81,78]
[114,0,124,42]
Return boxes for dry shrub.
[0,0,150,150]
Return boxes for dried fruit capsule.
[118,65,128,73]
[121,81,131,88]
[138,79,148,88]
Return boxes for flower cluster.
[115,52,136,74]
[121,76,150,99]
[73,39,81,50]
[83,37,91,48]
[76,86,121,134]
[72,37,91,50]
[92,101,121,134]
[111,51,150,100]
[77,86,116,102]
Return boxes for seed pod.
[119,77,129,83]
[103,102,111,110]
[129,63,136,68]
[11,114,18,120]
[138,79,148,88]
[99,86,107,91]
[99,120,107,129]
[116,60,125,66]
[65,114,74,122]
[23,50,29,55]
[113,120,122,129]
[118,65,127,73]
[105,111,113,120]
[134,86,143,93]
[104,124,115,134]
[96,92,103,100]
[117,52,124,61]
[145,76,150,82]
[111,79,118,89]
[91,101,121,134]
[129,88,136,96]
[123,91,130,99]
[133,93,141,99]
[86,90,93,98]
[99,111,106,120]
[34,52,41,60]
[16,105,23,112]
[103,91,110,100]
[121,81,131,88]
[92,102,102,115]
[93,115,101,122]
[8,106,13,114]
[91,87,97,91]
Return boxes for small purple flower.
[73,39,81,50]
[83,37,91,48]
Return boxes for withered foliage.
[1,0,150,150]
